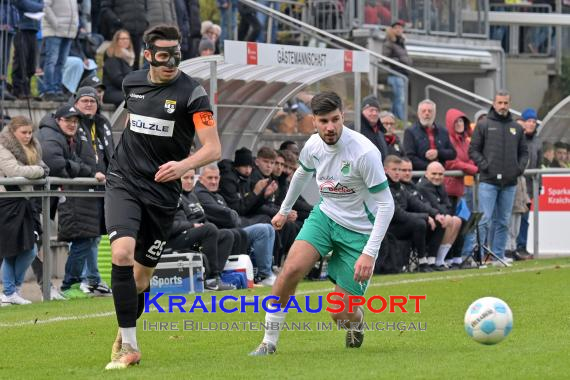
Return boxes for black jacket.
[37,114,93,178]
[385,134,405,157]
[38,114,101,240]
[100,0,148,40]
[218,159,266,217]
[403,122,456,170]
[102,53,133,107]
[347,115,389,160]
[416,176,453,215]
[78,112,115,175]
[469,107,529,187]
[170,191,207,237]
[388,177,438,225]
[194,182,241,229]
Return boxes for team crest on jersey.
[341,161,351,175]
[165,99,176,114]
[509,128,516,135]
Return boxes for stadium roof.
[110,55,349,158]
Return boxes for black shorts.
[105,173,178,268]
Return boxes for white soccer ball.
[464,297,513,345]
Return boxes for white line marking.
[0,264,567,329]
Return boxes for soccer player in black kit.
[104,25,221,370]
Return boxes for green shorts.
[296,205,371,296]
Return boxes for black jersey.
[108,69,212,205]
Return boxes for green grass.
[1,258,569,379]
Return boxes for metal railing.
[3,167,570,301]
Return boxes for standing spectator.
[174,0,191,59]
[237,2,261,42]
[102,29,134,106]
[12,0,43,100]
[146,0,177,28]
[186,0,202,59]
[74,86,114,295]
[469,90,529,265]
[516,108,541,258]
[38,104,96,298]
[506,176,530,260]
[41,0,78,101]
[257,0,278,43]
[0,116,47,305]
[443,109,478,206]
[218,0,237,43]
[100,0,148,70]
[348,95,388,159]
[404,99,456,170]
[382,20,412,120]
[0,0,17,100]
[379,111,405,157]
[79,74,105,103]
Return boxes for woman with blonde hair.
[103,29,135,106]
[0,116,48,305]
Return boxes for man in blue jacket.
[404,99,456,170]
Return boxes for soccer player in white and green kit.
[250,91,395,355]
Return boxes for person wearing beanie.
[57,86,116,297]
[79,75,106,103]
[515,107,540,259]
[198,37,215,56]
[347,94,388,159]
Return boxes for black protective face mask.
[147,44,181,68]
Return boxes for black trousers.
[167,223,233,277]
[388,217,445,258]
[238,10,261,41]
[12,30,38,98]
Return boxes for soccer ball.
[464,297,513,345]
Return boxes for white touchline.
[0,264,567,329]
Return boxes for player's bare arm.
[155,113,221,182]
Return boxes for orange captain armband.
[193,111,217,130]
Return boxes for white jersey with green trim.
[298,126,389,234]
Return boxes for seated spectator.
[404,99,456,170]
[79,75,106,104]
[167,169,236,291]
[348,95,388,159]
[542,141,555,168]
[553,141,568,168]
[0,116,48,305]
[102,29,134,106]
[277,149,312,223]
[417,162,463,269]
[384,155,444,273]
[218,147,273,225]
[62,32,98,95]
[250,146,299,266]
[379,111,405,157]
[196,164,277,286]
[279,140,300,157]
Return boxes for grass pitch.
[1,258,569,379]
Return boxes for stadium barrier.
[1,167,569,302]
